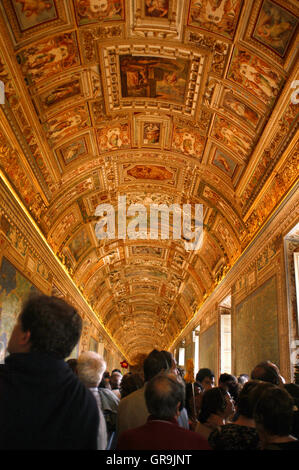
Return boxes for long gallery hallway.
[0,0,298,384]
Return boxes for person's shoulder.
[119,385,145,405]
[99,387,119,400]
[72,376,99,409]
[264,440,299,450]
[181,427,211,449]
[0,364,7,386]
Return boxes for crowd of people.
[0,293,299,450]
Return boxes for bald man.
[117,371,211,450]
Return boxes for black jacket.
[0,352,99,449]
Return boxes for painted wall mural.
[234,275,279,376]
[68,228,92,262]
[0,257,40,363]
[89,336,98,352]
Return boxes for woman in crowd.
[208,380,261,450]
[195,387,235,441]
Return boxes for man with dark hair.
[252,382,299,450]
[110,369,122,398]
[116,349,188,437]
[117,372,211,450]
[0,294,99,450]
[196,368,215,391]
[219,373,239,404]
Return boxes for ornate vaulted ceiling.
[0,0,298,363]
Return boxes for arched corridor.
[0,0,298,382]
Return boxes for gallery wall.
[0,178,124,366]
[172,184,299,383]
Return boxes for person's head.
[160,350,178,375]
[219,373,239,403]
[8,294,82,359]
[219,373,237,388]
[252,383,295,442]
[223,390,235,420]
[143,349,174,382]
[196,368,215,391]
[267,361,285,385]
[198,387,227,423]
[120,373,144,398]
[110,370,122,390]
[77,351,106,388]
[238,374,249,386]
[250,361,280,385]
[235,380,261,419]
[98,370,111,389]
[145,371,185,421]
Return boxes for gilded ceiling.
[0,0,298,363]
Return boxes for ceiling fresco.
[0,0,298,363]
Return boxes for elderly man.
[0,294,99,450]
[117,371,211,450]
[77,351,108,450]
[250,361,285,386]
[116,349,189,437]
[195,368,215,391]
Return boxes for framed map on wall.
[199,323,217,375]
[233,275,279,376]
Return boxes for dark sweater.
[0,352,99,450]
